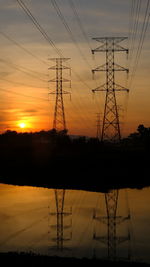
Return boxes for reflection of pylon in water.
[93,190,131,260]
[49,189,72,251]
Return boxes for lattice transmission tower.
[92,37,129,141]
[93,190,131,260]
[49,189,72,251]
[49,58,71,131]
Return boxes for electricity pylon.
[93,190,131,260]
[49,189,72,251]
[92,37,129,141]
[49,58,71,131]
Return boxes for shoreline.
[0,252,149,266]
[0,152,149,193]
[0,168,149,193]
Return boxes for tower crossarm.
[115,44,128,53]
[49,65,70,70]
[93,214,130,225]
[92,44,106,54]
[92,63,128,73]
[92,83,129,93]
[49,90,71,100]
[92,46,128,53]
[48,90,56,95]
[114,63,129,72]
[93,235,108,244]
[92,37,128,52]
[49,57,70,61]
[93,235,130,246]
[115,215,131,224]
[51,237,71,242]
[48,78,70,83]
[116,235,130,245]
[114,83,129,92]
[93,215,108,224]
[92,37,127,42]
[92,83,106,93]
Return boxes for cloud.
[23,109,38,114]
[0,0,17,11]
[18,108,39,118]
[0,110,17,122]
[0,71,11,78]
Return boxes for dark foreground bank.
[0,252,149,267]
[0,146,149,192]
[0,127,149,192]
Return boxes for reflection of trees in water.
[49,189,72,251]
[93,190,131,260]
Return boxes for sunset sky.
[0,0,149,137]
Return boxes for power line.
[0,87,49,102]
[0,58,47,82]
[50,0,92,70]
[16,0,93,91]
[130,0,140,50]
[68,0,100,90]
[128,0,136,42]
[69,98,96,132]
[0,77,47,89]
[129,0,142,61]
[68,0,92,50]
[0,31,49,66]
[129,0,150,87]
[68,0,100,87]
[16,0,62,57]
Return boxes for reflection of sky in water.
[0,184,150,263]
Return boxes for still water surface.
[0,184,150,263]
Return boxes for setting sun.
[19,122,26,129]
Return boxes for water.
[0,183,150,263]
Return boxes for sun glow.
[19,122,26,129]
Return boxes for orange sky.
[0,0,149,137]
